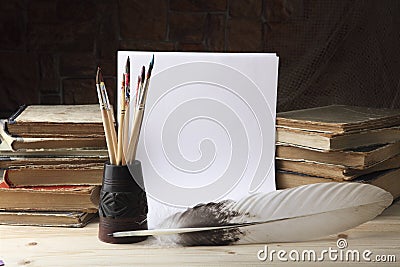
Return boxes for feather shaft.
[110,183,393,246]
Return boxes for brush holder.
[98,161,148,244]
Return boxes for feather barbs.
[111,182,393,246]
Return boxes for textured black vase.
[98,161,148,244]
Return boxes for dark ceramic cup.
[98,161,148,244]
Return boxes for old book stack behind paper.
[0,105,108,227]
[276,105,400,199]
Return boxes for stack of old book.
[276,105,400,199]
[0,105,108,227]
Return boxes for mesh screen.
[265,0,400,112]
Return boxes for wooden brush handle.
[101,109,116,164]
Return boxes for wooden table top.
[0,200,399,266]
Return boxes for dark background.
[0,0,399,118]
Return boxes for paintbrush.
[122,57,131,165]
[96,67,116,164]
[134,75,141,111]
[137,66,145,108]
[99,69,118,161]
[127,55,154,162]
[117,72,127,165]
[139,54,154,105]
[126,66,144,163]
[125,56,131,102]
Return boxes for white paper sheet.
[117,52,279,228]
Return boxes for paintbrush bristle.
[124,57,131,101]
[147,55,155,78]
[126,56,130,73]
[141,66,145,83]
[98,68,104,84]
[96,67,100,84]
[149,54,154,71]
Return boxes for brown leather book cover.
[0,178,100,213]
[0,211,96,227]
[276,154,400,181]
[6,105,106,138]
[3,163,103,187]
[277,105,400,134]
[276,169,400,199]
[276,142,400,169]
[11,137,106,150]
[0,156,107,169]
[276,126,400,150]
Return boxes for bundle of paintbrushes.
[95,55,154,166]
[96,56,153,244]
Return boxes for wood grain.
[0,201,398,266]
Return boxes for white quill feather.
[112,183,393,246]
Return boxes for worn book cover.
[0,179,100,213]
[276,169,400,199]
[276,126,400,151]
[9,137,106,151]
[277,105,400,134]
[0,119,106,151]
[0,156,107,169]
[276,154,400,180]
[6,105,106,138]
[276,142,400,169]
[0,210,96,228]
[0,148,108,157]
[3,163,103,187]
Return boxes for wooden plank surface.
[0,201,399,266]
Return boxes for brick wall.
[0,0,399,117]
